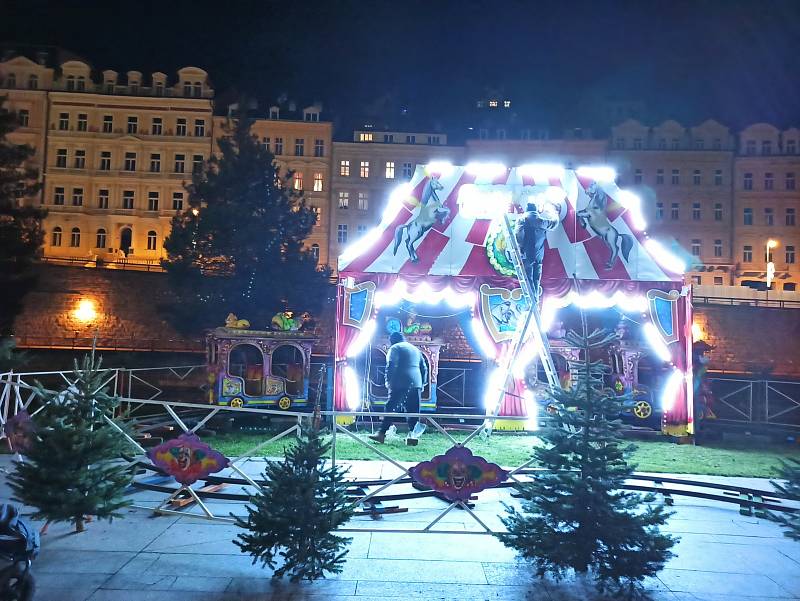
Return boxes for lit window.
[312,205,322,225]
[743,245,753,262]
[337,224,348,244]
[340,160,350,176]
[148,191,159,211]
[98,189,109,209]
[313,172,323,192]
[385,161,395,179]
[51,227,62,246]
[358,191,368,210]
[359,132,373,142]
[293,172,303,190]
[503,100,511,108]
[70,227,81,247]
[147,230,158,250]
[488,100,498,107]
[338,191,349,209]
[360,161,369,178]
[71,187,83,206]
[743,207,753,225]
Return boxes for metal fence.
[709,377,800,428]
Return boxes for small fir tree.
[234,425,353,581]
[162,112,331,334]
[499,320,675,597]
[9,352,133,532]
[771,458,800,540]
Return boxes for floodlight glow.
[425,161,455,176]
[346,319,377,358]
[457,184,512,219]
[382,183,414,222]
[374,281,475,309]
[524,389,539,431]
[645,239,686,274]
[616,189,647,230]
[465,162,507,180]
[339,228,381,264]
[343,365,361,410]
[576,165,617,182]
[643,322,672,362]
[541,291,647,316]
[691,322,704,342]
[513,341,540,379]
[661,369,684,412]
[482,366,506,409]
[73,298,97,323]
[518,163,565,181]
[471,317,497,359]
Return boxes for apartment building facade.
[0,49,214,265]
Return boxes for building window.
[762,140,772,155]
[657,138,666,150]
[312,205,322,225]
[149,153,161,173]
[765,172,774,190]
[428,135,441,145]
[99,151,111,171]
[192,154,203,174]
[172,192,184,210]
[671,138,680,150]
[70,227,81,247]
[28,74,38,89]
[105,81,114,94]
[53,187,65,205]
[124,152,136,171]
[714,239,723,257]
[385,161,395,179]
[633,138,642,150]
[194,119,205,137]
[402,162,413,179]
[74,149,86,169]
[745,140,756,155]
[788,140,797,154]
[57,113,69,130]
[358,191,368,210]
[337,224,348,244]
[147,230,158,250]
[787,208,796,226]
[633,169,642,184]
[357,224,367,236]
[17,109,29,127]
[294,139,305,156]
[338,191,349,209]
[55,149,67,168]
[693,169,701,185]
[96,229,107,249]
[743,207,753,225]
[274,137,283,155]
[339,160,350,176]
[313,172,323,192]
[671,169,680,185]
[155,81,164,96]
[183,82,192,96]
[656,169,664,185]
[77,113,88,132]
[359,132,373,142]
[193,82,201,97]
[655,202,664,220]
[743,245,753,263]
[51,227,62,247]
[670,203,679,220]
[384,134,394,143]
[98,189,109,209]
[174,154,185,173]
[787,172,796,190]
[127,116,138,134]
[293,172,303,190]
[123,190,134,209]
[147,191,159,211]
[615,138,625,149]
[102,115,113,133]
[360,161,370,178]
[310,244,319,262]
[176,118,187,136]
[714,169,723,185]
[691,275,702,285]
[765,207,774,226]
[714,276,723,285]
[743,173,753,190]
[71,187,83,206]
[692,202,701,220]
[787,246,796,264]
[152,117,163,135]
[406,135,416,144]
[714,203,723,221]
[694,138,704,150]
[314,139,324,157]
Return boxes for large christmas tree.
[234,426,353,581]
[162,113,332,333]
[499,321,675,596]
[772,459,800,540]
[9,353,133,532]
[0,96,45,337]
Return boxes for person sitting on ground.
[369,331,428,446]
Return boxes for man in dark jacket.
[369,332,429,446]
[515,201,559,299]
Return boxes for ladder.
[486,213,561,423]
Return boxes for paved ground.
[3,455,800,600]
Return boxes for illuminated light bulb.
[465,162,507,180]
[343,366,361,410]
[425,161,454,176]
[457,184,512,219]
[661,369,684,412]
[616,189,647,230]
[643,322,671,362]
[482,366,507,410]
[346,319,377,358]
[191,207,200,216]
[691,322,704,341]
[576,165,617,182]
[645,239,686,274]
[471,317,496,359]
[513,342,540,379]
[74,298,97,323]
[518,163,565,181]
[524,389,539,431]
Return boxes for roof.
[338,164,683,283]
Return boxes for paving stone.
[335,557,488,584]
[123,552,268,578]
[665,539,800,576]
[38,514,175,553]
[36,549,138,574]
[227,577,357,596]
[355,580,550,599]
[144,522,242,554]
[101,573,233,592]
[368,532,517,563]
[659,568,794,597]
[34,572,111,601]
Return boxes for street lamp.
[766,239,778,290]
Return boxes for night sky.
[3,0,800,131]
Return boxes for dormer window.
[193,82,202,97]
[76,76,86,91]
[66,75,75,91]
[27,74,37,89]
[105,81,114,93]
[183,82,192,96]
[130,82,139,94]
[488,99,498,107]
[154,81,164,96]
[503,100,511,108]
[269,107,280,120]
[304,111,319,122]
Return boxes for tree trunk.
[75,518,85,533]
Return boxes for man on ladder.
[514,200,560,301]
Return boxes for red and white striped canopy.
[338,164,682,283]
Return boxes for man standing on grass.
[369,332,428,446]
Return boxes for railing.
[693,295,800,309]
[709,377,800,428]
[13,335,203,352]
[39,255,166,272]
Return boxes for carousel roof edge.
[207,327,319,339]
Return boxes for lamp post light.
[766,239,779,305]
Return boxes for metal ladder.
[486,214,561,423]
